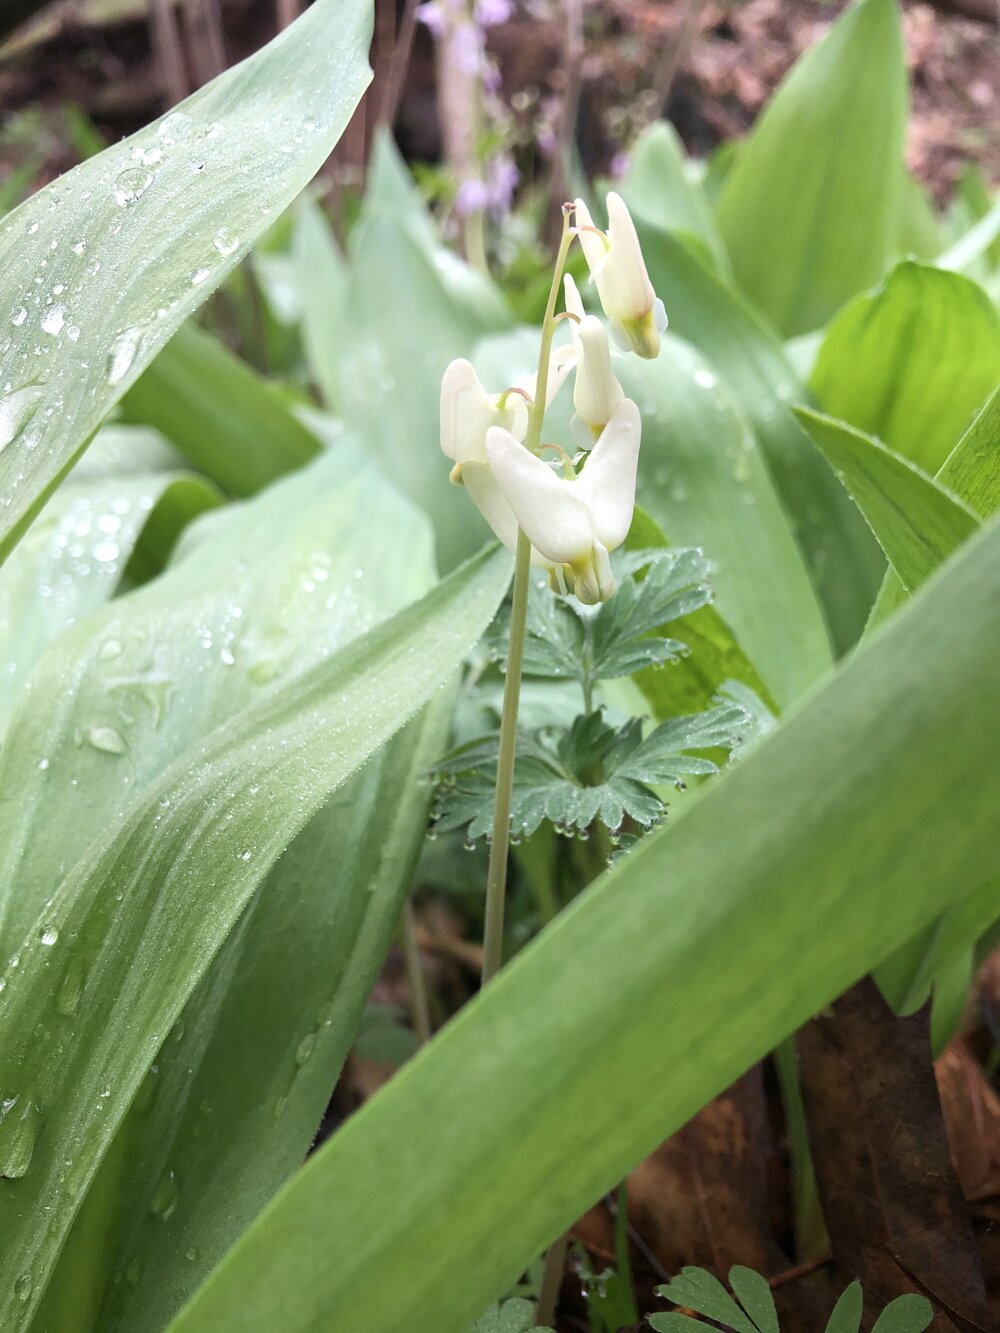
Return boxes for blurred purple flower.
[455,178,492,217]
[453,22,486,74]
[476,0,514,25]
[415,1,445,34]
[610,152,630,180]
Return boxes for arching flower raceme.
[573,192,667,359]
[485,399,641,604]
[562,276,625,447]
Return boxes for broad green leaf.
[0,529,510,1330]
[2,451,445,1327]
[938,195,1000,276]
[870,1295,933,1333]
[0,432,219,737]
[0,0,372,565]
[824,1282,862,1333]
[716,0,906,335]
[810,262,1000,473]
[895,173,941,262]
[293,194,349,411]
[120,322,320,495]
[620,336,830,708]
[865,393,1000,1010]
[0,446,435,949]
[728,1267,778,1333]
[170,504,1000,1333]
[338,211,513,571]
[931,386,1000,521]
[617,122,730,278]
[634,219,882,657]
[624,509,776,718]
[794,408,979,594]
[86,704,451,1333]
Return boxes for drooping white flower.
[573,192,666,360]
[439,358,529,482]
[485,399,641,604]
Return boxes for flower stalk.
[481,207,575,985]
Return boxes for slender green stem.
[481,527,532,984]
[480,207,576,987]
[399,899,432,1045]
[536,1229,570,1327]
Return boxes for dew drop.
[239,849,252,863]
[66,326,81,343]
[10,305,27,327]
[149,1168,178,1220]
[14,1273,32,1303]
[40,305,65,337]
[99,638,123,660]
[0,1098,41,1179]
[39,925,59,947]
[84,725,127,755]
[113,168,153,208]
[158,111,194,145]
[212,227,239,257]
[37,757,49,771]
[0,385,43,455]
[190,267,211,286]
[185,1247,198,1262]
[107,328,142,386]
[294,1033,316,1066]
[56,957,85,1016]
[125,1256,142,1285]
[71,240,86,256]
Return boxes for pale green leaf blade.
[794,407,979,594]
[170,508,1000,1333]
[0,448,434,951]
[0,541,510,1330]
[6,453,445,1328]
[119,322,321,495]
[339,212,513,571]
[716,0,906,335]
[293,194,349,410]
[810,262,1000,473]
[634,219,883,656]
[0,0,372,564]
[617,122,730,278]
[621,337,831,708]
[0,447,218,737]
[80,704,452,1333]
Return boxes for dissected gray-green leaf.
[869,1295,933,1333]
[467,1297,551,1333]
[655,1269,758,1333]
[0,0,372,565]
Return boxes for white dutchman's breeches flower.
[573,192,667,360]
[439,196,661,606]
[485,400,640,605]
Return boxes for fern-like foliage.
[467,1296,552,1332]
[648,1265,933,1333]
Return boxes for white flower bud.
[572,315,625,447]
[574,193,666,360]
